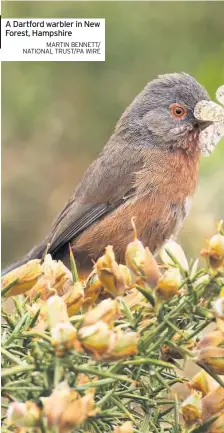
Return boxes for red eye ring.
[170,103,187,119]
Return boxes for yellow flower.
[113,421,134,433]
[84,273,102,307]
[201,234,224,269]
[125,236,145,276]
[124,288,146,310]
[213,297,224,319]
[26,299,48,331]
[1,260,42,297]
[47,295,69,329]
[180,391,202,425]
[83,299,120,327]
[196,330,224,350]
[125,220,160,287]
[119,264,132,287]
[76,373,91,387]
[160,240,189,271]
[96,246,128,296]
[196,346,224,375]
[156,268,181,301]
[78,321,139,360]
[41,381,71,427]
[30,254,74,299]
[106,330,139,359]
[7,401,40,427]
[62,281,84,316]
[61,389,98,429]
[78,321,111,356]
[202,386,224,422]
[51,322,81,356]
[46,295,82,355]
[213,297,224,332]
[188,370,217,396]
[209,234,224,258]
[41,382,98,431]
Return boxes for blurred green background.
[2,1,224,268]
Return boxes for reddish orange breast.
[73,147,201,267]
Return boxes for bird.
[3,72,213,276]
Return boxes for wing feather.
[47,140,143,255]
[49,193,134,255]
[49,203,109,253]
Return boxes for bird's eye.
[170,103,187,119]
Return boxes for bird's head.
[117,72,213,154]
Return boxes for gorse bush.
[1,221,224,433]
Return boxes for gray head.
[116,73,211,153]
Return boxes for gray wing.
[48,199,126,254]
[48,140,142,255]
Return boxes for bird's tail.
[1,238,48,276]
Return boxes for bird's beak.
[198,120,213,131]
